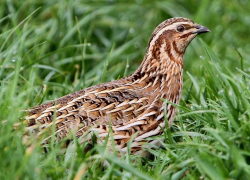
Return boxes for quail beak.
[192,24,210,35]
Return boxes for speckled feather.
[24,17,209,154]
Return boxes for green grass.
[1,0,250,179]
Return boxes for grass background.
[1,0,250,179]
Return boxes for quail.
[25,17,210,154]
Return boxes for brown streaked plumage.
[24,17,210,154]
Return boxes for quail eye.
[176,25,185,32]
